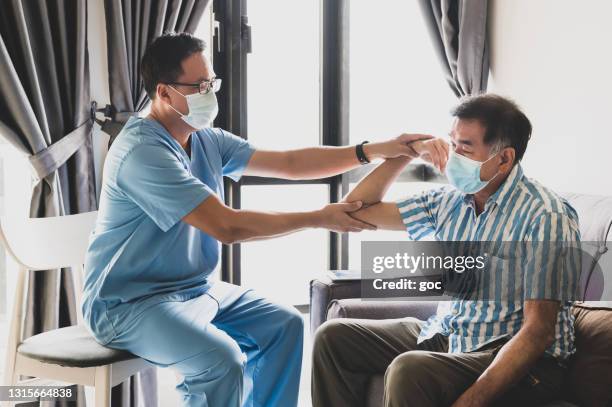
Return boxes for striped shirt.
[395,164,580,360]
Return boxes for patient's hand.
[411,138,450,172]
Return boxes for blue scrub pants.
[105,281,304,407]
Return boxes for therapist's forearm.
[224,209,320,243]
[283,143,387,180]
[183,193,372,244]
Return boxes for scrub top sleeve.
[117,144,214,232]
[215,128,256,181]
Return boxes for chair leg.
[94,365,111,407]
[2,269,25,407]
[1,359,18,407]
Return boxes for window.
[240,185,328,305]
[242,0,325,305]
[349,1,456,144]
[347,1,453,267]
[247,0,320,150]
[213,1,452,306]
[213,0,333,307]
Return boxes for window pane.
[247,0,320,150]
[241,185,328,305]
[348,182,444,269]
[350,1,457,144]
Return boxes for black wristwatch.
[356,141,370,164]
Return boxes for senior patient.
[312,94,581,407]
[81,32,431,407]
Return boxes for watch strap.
[356,141,370,164]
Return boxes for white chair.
[0,211,154,406]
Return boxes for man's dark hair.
[141,32,206,99]
[451,94,532,162]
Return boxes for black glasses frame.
[166,77,222,94]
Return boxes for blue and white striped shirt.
[396,164,580,360]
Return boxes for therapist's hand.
[363,133,434,161]
[316,201,377,232]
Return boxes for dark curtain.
[0,0,95,406]
[418,0,489,97]
[102,0,211,143]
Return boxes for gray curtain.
[102,0,211,143]
[418,0,489,97]
[0,0,95,406]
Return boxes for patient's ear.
[499,147,516,173]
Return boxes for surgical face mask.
[445,150,500,194]
[167,86,218,129]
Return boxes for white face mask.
[167,85,219,130]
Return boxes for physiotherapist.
[81,32,431,407]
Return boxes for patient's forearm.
[343,156,412,205]
[349,202,406,231]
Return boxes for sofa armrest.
[310,276,439,333]
[310,277,362,333]
[327,299,438,322]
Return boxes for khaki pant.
[311,317,566,407]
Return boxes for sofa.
[310,193,612,407]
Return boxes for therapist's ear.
[156,83,172,105]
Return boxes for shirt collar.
[461,163,524,213]
[140,117,193,162]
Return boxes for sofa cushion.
[567,304,612,407]
[561,194,612,306]
[561,193,612,243]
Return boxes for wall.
[488,0,612,196]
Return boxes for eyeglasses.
[167,77,222,95]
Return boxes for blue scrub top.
[82,116,255,344]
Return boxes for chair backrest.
[0,211,98,344]
[0,211,97,271]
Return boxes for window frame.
[212,0,351,286]
[212,0,445,288]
